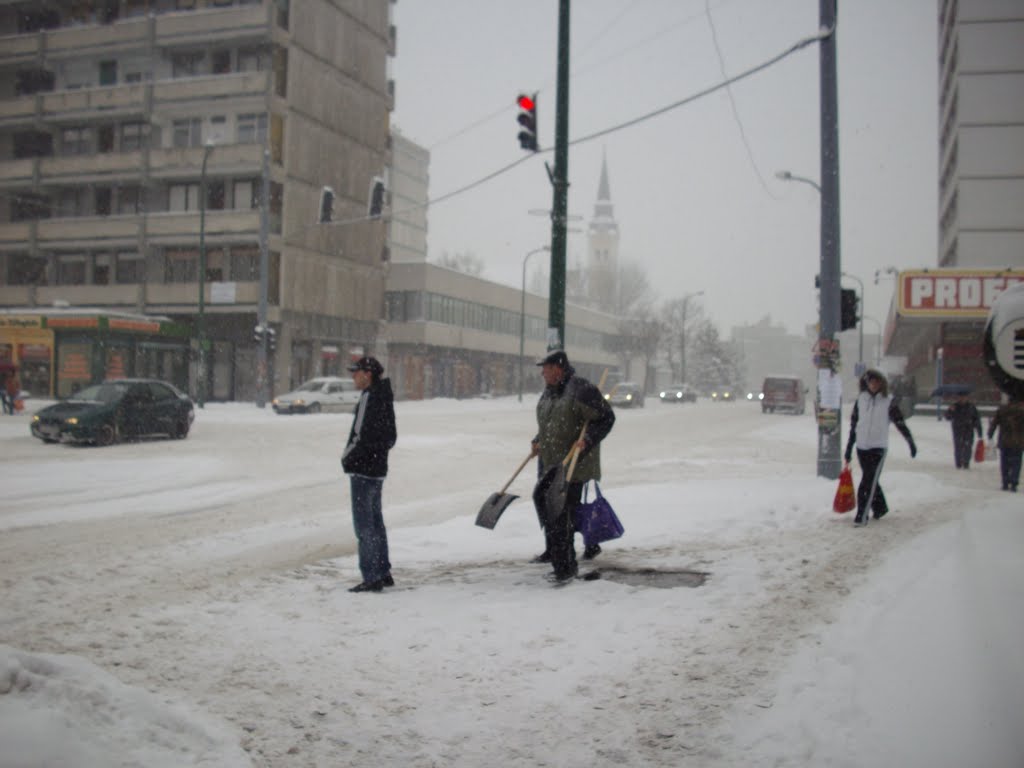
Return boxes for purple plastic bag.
[574,482,624,547]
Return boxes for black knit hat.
[348,356,384,377]
[536,350,570,368]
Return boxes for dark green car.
[31,379,194,446]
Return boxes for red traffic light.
[517,94,535,111]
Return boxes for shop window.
[165,249,197,283]
[172,118,201,148]
[105,347,129,380]
[57,343,93,398]
[94,253,112,285]
[116,252,144,284]
[237,113,267,144]
[56,254,87,285]
[62,126,90,156]
[230,246,258,280]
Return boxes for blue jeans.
[350,475,391,583]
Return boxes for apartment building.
[0,0,395,401]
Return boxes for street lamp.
[678,290,704,385]
[774,169,821,194]
[841,271,864,373]
[519,246,550,402]
[197,139,215,409]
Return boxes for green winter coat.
[988,400,1024,450]
[535,371,615,483]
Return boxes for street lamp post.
[842,271,864,373]
[774,169,821,194]
[678,290,704,384]
[197,140,215,409]
[519,246,550,402]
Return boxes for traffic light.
[516,93,538,151]
[368,177,385,218]
[318,186,334,223]
[253,324,264,344]
[840,288,859,331]
[266,327,276,351]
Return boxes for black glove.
[844,448,852,464]
[909,440,917,459]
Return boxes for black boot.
[582,543,601,560]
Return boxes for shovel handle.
[499,453,534,495]
[563,368,610,482]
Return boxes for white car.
[272,377,361,414]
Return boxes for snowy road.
[2,397,1020,767]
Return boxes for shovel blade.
[542,465,569,525]
[475,492,519,529]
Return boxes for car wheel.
[95,423,117,447]
[172,417,190,439]
[306,402,321,414]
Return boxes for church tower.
[587,152,619,309]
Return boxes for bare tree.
[434,250,485,276]
[661,297,706,383]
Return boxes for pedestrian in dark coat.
[987,395,1024,492]
[945,394,982,468]
[530,351,615,582]
[844,369,917,526]
[341,356,397,593]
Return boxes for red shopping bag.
[974,439,985,464]
[832,464,855,513]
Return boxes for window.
[171,52,203,78]
[56,254,87,285]
[236,113,267,144]
[57,188,86,217]
[98,124,115,153]
[99,60,117,86]
[230,246,258,280]
[6,254,48,285]
[124,70,150,83]
[121,122,149,151]
[15,69,55,96]
[207,181,225,211]
[62,126,90,155]
[212,49,231,74]
[169,183,200,212]
[95,188,112,216]
[116,252,144,284]
[11,193,49,222]
[117,186,144,215]
[164,249,197,283]
[13,131,53,159]
[233,180,256,210]
[237,47,267,73]
[273,47,287,97]
[270,113,284,163]
[172,118,201,148]
[94,253,111,285]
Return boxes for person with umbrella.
[844,369,917,527]
[945,390,982,469]
[529,351,615,582]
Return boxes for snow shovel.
[476,453,535,529]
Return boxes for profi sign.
[898,269,1023,318]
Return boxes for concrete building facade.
[0,0,394,400]
[387,128,428,265]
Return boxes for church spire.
[593,150,614,221]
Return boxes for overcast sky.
[390,0,938,337]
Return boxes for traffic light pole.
[256,147,270,409]
[817,0,842,480]
[547,0,570,351]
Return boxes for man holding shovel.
[530,351,615,583]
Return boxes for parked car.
[272,377,360,414]
[30,379,194,446]
[659,383,697,403]
[606,381,645,408]
[760,376,807,414]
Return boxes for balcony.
[145,210,260,243]
[149,143,264,180]
[39,151,145,184]
[0,5,268,66]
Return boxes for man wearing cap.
[341,356,398,592]
[530,350,615,582]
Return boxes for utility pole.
[817,0,842,479]
[547,0,570,351]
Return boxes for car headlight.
[272,398,279,405]
[676,392,683,399]
[32,415,39,422]
[604,394,611,401]
[758,393,764,400]
[659,391,666,398]
[625,394,632,401]
[294,399,305,405]
[66,417,78,425]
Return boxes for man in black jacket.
[945,393,982,468]
[341,356,397,593]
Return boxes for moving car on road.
[606,381,645,408]
[31,379,194,446]
[272,377,360,414]
[760,376,807,415]
[659,383,697,403]
[710,386,736,402]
